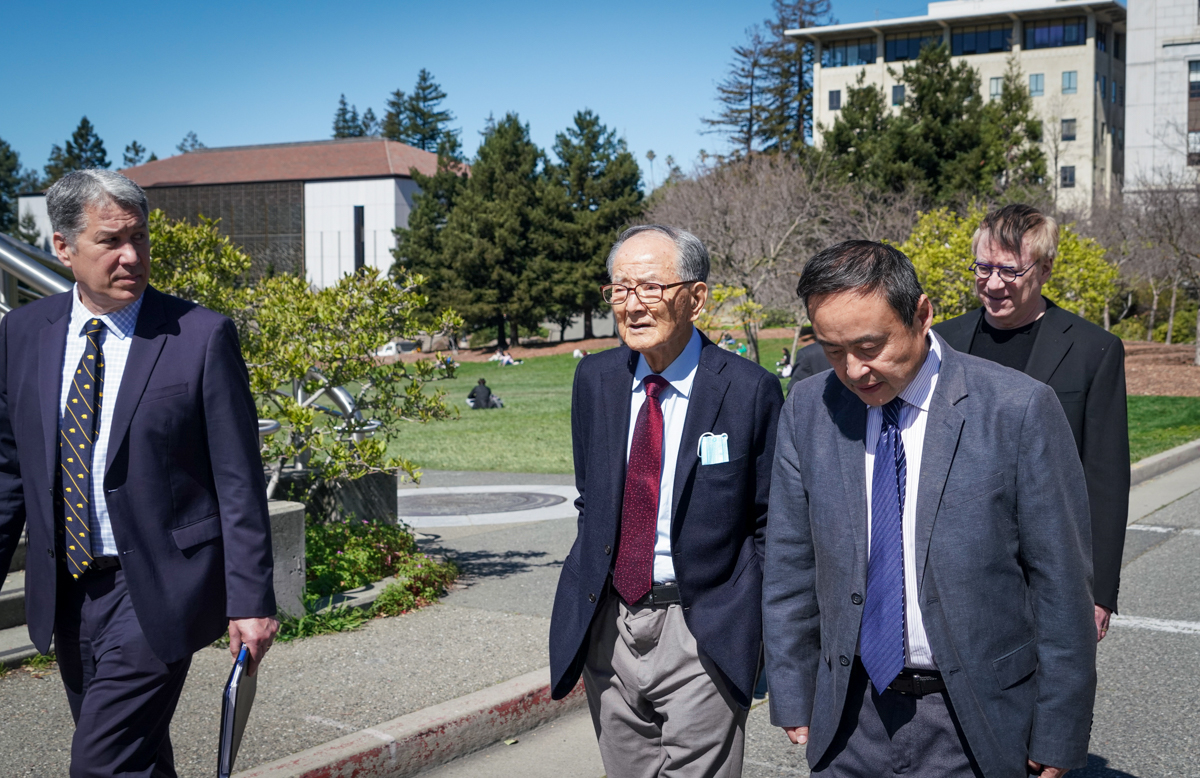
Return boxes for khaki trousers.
[582,595,747,778]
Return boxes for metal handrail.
[0,233,73,297]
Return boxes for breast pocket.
[939,472,1006,510]
[142,382,189,403]
[695,453,748,480]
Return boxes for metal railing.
[0,233,74,313]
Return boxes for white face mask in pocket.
[697,432,730,466]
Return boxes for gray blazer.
[763,335,1096,778]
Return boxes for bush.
[372,556,459,616]
[306,516,420,597]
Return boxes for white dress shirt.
[59,286,144,557]
[864,334,942,670]
[627,327,702,584]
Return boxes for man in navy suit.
[550,225,784,777]
[0,170,277,777]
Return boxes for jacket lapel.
[830,380,869,583]
[671,341,731,527]
[1023,301,1073,384]
[104,288,169,475]
[600,348,637,513]
[39,297,74,487]
[914,338,967,591]
[938,308,980,353]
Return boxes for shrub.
[371,556,459,616]
[305,516,420,597]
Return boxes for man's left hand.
[229,617,279,676]
[1095,604,1112,642]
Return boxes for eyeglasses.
[969,261,1038,283]
[601,280,699,305]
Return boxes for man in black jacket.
[932,204,1128,642]
[467,378,493,409]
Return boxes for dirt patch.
[1124,342,1200,397]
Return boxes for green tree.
[759,0,831,156]
[383,69,455,151]
[549,110,643,338]
[1,137,20,233]
[13,211,42,246]
[176,132,205,154]
[703,26,767,158]
[360,107,380,136]
[123,140,147,167]
[44,117,110,184]
[332,94,364,138]
[821,72,911,190]
[981,56,1046,195]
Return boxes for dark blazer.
[550,332,784,707]
[785,342,832,395]
[764,336,1096,777]
[0,287,276,665]
[933,300,1129,611]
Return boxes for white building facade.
[1126,0,1200,187]
[790,0,1127,211]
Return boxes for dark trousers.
[55,567,192,778]
[813,659,984,778]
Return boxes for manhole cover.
[398,492,568,516]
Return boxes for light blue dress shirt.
[59,287,144,557]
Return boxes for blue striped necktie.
[860,397,907,694]
[60,317,104,579]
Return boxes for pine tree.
[123,140,147,167]
[549,110,643,338]
[982,56,1046,195]
[383,70,456,151]
[360,107,380,136]
[381,89,407,141]
[176,132,205,154]
[14,211,41,246]
[44,117,110,184]
[759,0,832,155]
[703,26,767,158]
[822,72,910,191]
[1,137,20,233]
[332,94,364,138]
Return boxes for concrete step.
[0,570,24,631]
[9,534,26,572]
[0,623,42,669]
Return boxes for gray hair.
[47,169,150,247]
[606,224,710,283]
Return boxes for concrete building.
[1126,0,1200,187]
[789,0,1127,210]
[18,137,438,289]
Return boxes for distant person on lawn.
[933,203,1129,642]
[467,378,498,409]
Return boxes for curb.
[233,667,586,778]
[1130,438,1200,487]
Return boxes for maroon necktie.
[614,374,670,604]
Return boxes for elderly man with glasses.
[549,225,783,777]
[933,203,1128,643]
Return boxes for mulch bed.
[1124,342,1200,397]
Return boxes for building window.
[1112,81,1118,103]
[989,77,1003,100]
[1024,17,1087,49]
[1189,62,1200,165]
[822,38,877,67]
[1030,73,1045,97]
[1062,119,1077,141]
[950,23,1012,55]
[892,85,906,106]
[885,31,942,62]
[1061,166,1076,188]
[830,90,842,111]
[1096,23,1109,52]
[1115,33,1124,60]
[1062,70,1078,94]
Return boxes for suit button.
[588,593,596,603]
[47,548,54,558]
[604,545,611,555]
[839,655,850,667]
[851,593,863,605]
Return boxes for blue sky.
[2,0,927,185]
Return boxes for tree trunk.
[510,320,520,348]
[1194,303,1200,366]
[1166,281,1179,345]
[583,307,594,339]
[744,321,760,365]
[1103,301,1111,331]
[496,318,508,350]
[790,322,802,361]
[1146,288,1160,342]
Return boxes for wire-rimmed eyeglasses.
[601,280,699,305]
[969,261,1038,283]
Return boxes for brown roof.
[122,138,439,187]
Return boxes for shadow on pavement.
[1073,754,1141,777]
[447,548,561,579]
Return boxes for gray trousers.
[812,659,985,778]
[582,595,747,778]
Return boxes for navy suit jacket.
[764,336,1096,777]
[549,333,784,707]
[0,287,275,664]
[933,300,1129,611]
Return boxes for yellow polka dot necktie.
[60,318,104,579]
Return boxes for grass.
[389,337,1200,473]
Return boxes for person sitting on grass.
[499,349,522,366]
[467,378,501,409]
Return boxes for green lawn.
[388,339,1200,474]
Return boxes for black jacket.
[549,333,784,706]
[467,383,492,408]
[933,300,1129,611]
[785,342,832,395]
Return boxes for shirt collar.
[70,284,143,341]
[633,326,702,399]
[896,333,942,413]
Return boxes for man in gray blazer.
[764,241,1095,778]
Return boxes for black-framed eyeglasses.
[969,261,1038,283]
[601,280,699,305]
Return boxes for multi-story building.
[789,0,1127,210]
[1126,0,1200,188]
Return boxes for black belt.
[887,668,946,697]
[60,555,121,577]
[631,582,681,607]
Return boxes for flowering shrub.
[305,516,448,597]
